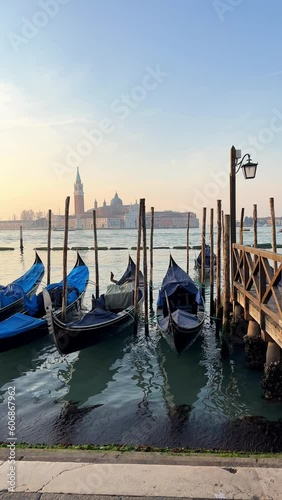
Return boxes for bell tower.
[74,168,85,216]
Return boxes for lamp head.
[242,158,258,179]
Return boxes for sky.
[1,0,282,220]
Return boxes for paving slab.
[0,461,88,493]
[41,463,265,498]
[255,467,282,499]
[0,452,282,499]
[1,460,282,498]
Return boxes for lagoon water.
[0,227,282,451]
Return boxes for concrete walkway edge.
[0,450,281,499]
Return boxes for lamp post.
[230,145,258,282]
[230,145,258,247]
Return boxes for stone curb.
[0,448,281,467]
[0,494,209,500]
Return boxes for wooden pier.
[232,243,282,349]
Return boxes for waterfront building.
[0,170,199,229]
[146,211,199,229]
[72,171,199,229]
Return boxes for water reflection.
[61,327,132,406]
[0,336,50,393]
[156,335,207,441]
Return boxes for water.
[0,227,282,451]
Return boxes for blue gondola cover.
[0,314,46,338]
[73,307,118,327]
[0,284,24,308]
[157,259,203,307]
[196,244,216,267]
[12,260,44,293]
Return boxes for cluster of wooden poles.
[32,197,154,331]
[199,197,281,335]
[17,195,280,335]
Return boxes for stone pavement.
[0,449,281,499]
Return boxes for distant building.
[0,170,199,229]
[146,211,198,229]
[70,170,199,229]
[241,216,282,227]
[74,168,85,216]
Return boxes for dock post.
[253,204,258,248]
[142,199,149,336]
[134,199,142,328]
[216,200,222,334]
[149,207,154,308]
[222,214,231,333]
[261,334,281,399]
[93,210,99,300]
[20,225,24,253]
[47,209,51,285]
[265,341,281,370]
[62,196,70,322]
[239,208,244,245]
[210,208,214,319]
[244,320,266,369]
[201,207,206,296]
[186,212,190,274]
[270,197,277,272]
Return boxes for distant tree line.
[20,210,47,227]
[20,210,44,220]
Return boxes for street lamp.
[241,157,258,180]
[230,145,258,248]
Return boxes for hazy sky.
[1,0,282,220]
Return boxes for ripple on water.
[1,228,282,450]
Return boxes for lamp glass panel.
[243,164,257,179]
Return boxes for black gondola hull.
[46,255,143,355]
[157,255,205,353]
[157,307,204,353]
[0,324,48,352]
[51,306,139,355]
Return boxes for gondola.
[0,252,44,322]
[156,256,204,352]
[45,256,143,355]
[194,244,216,277]
[0,253,89,352]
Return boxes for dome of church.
[110,192,123,207]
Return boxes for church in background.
[0,168,199,229]
[54,168,199,229]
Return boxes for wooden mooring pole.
[239,207,244,245]
[134,199,142,326]
[20,225,24,253]
[222,214,231,332]
[62,196,70,322]
[149,207,154,308]
[253,204,258,248]
[141,200,149,335]
[216,200,222,334]
[270,197,277,272]
[186,212,190,274]
[201,207,206,295]
[47,209,51,285]
[93,209,99,299]
[210,208,214,319]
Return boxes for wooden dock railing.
[232,243,282,348]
